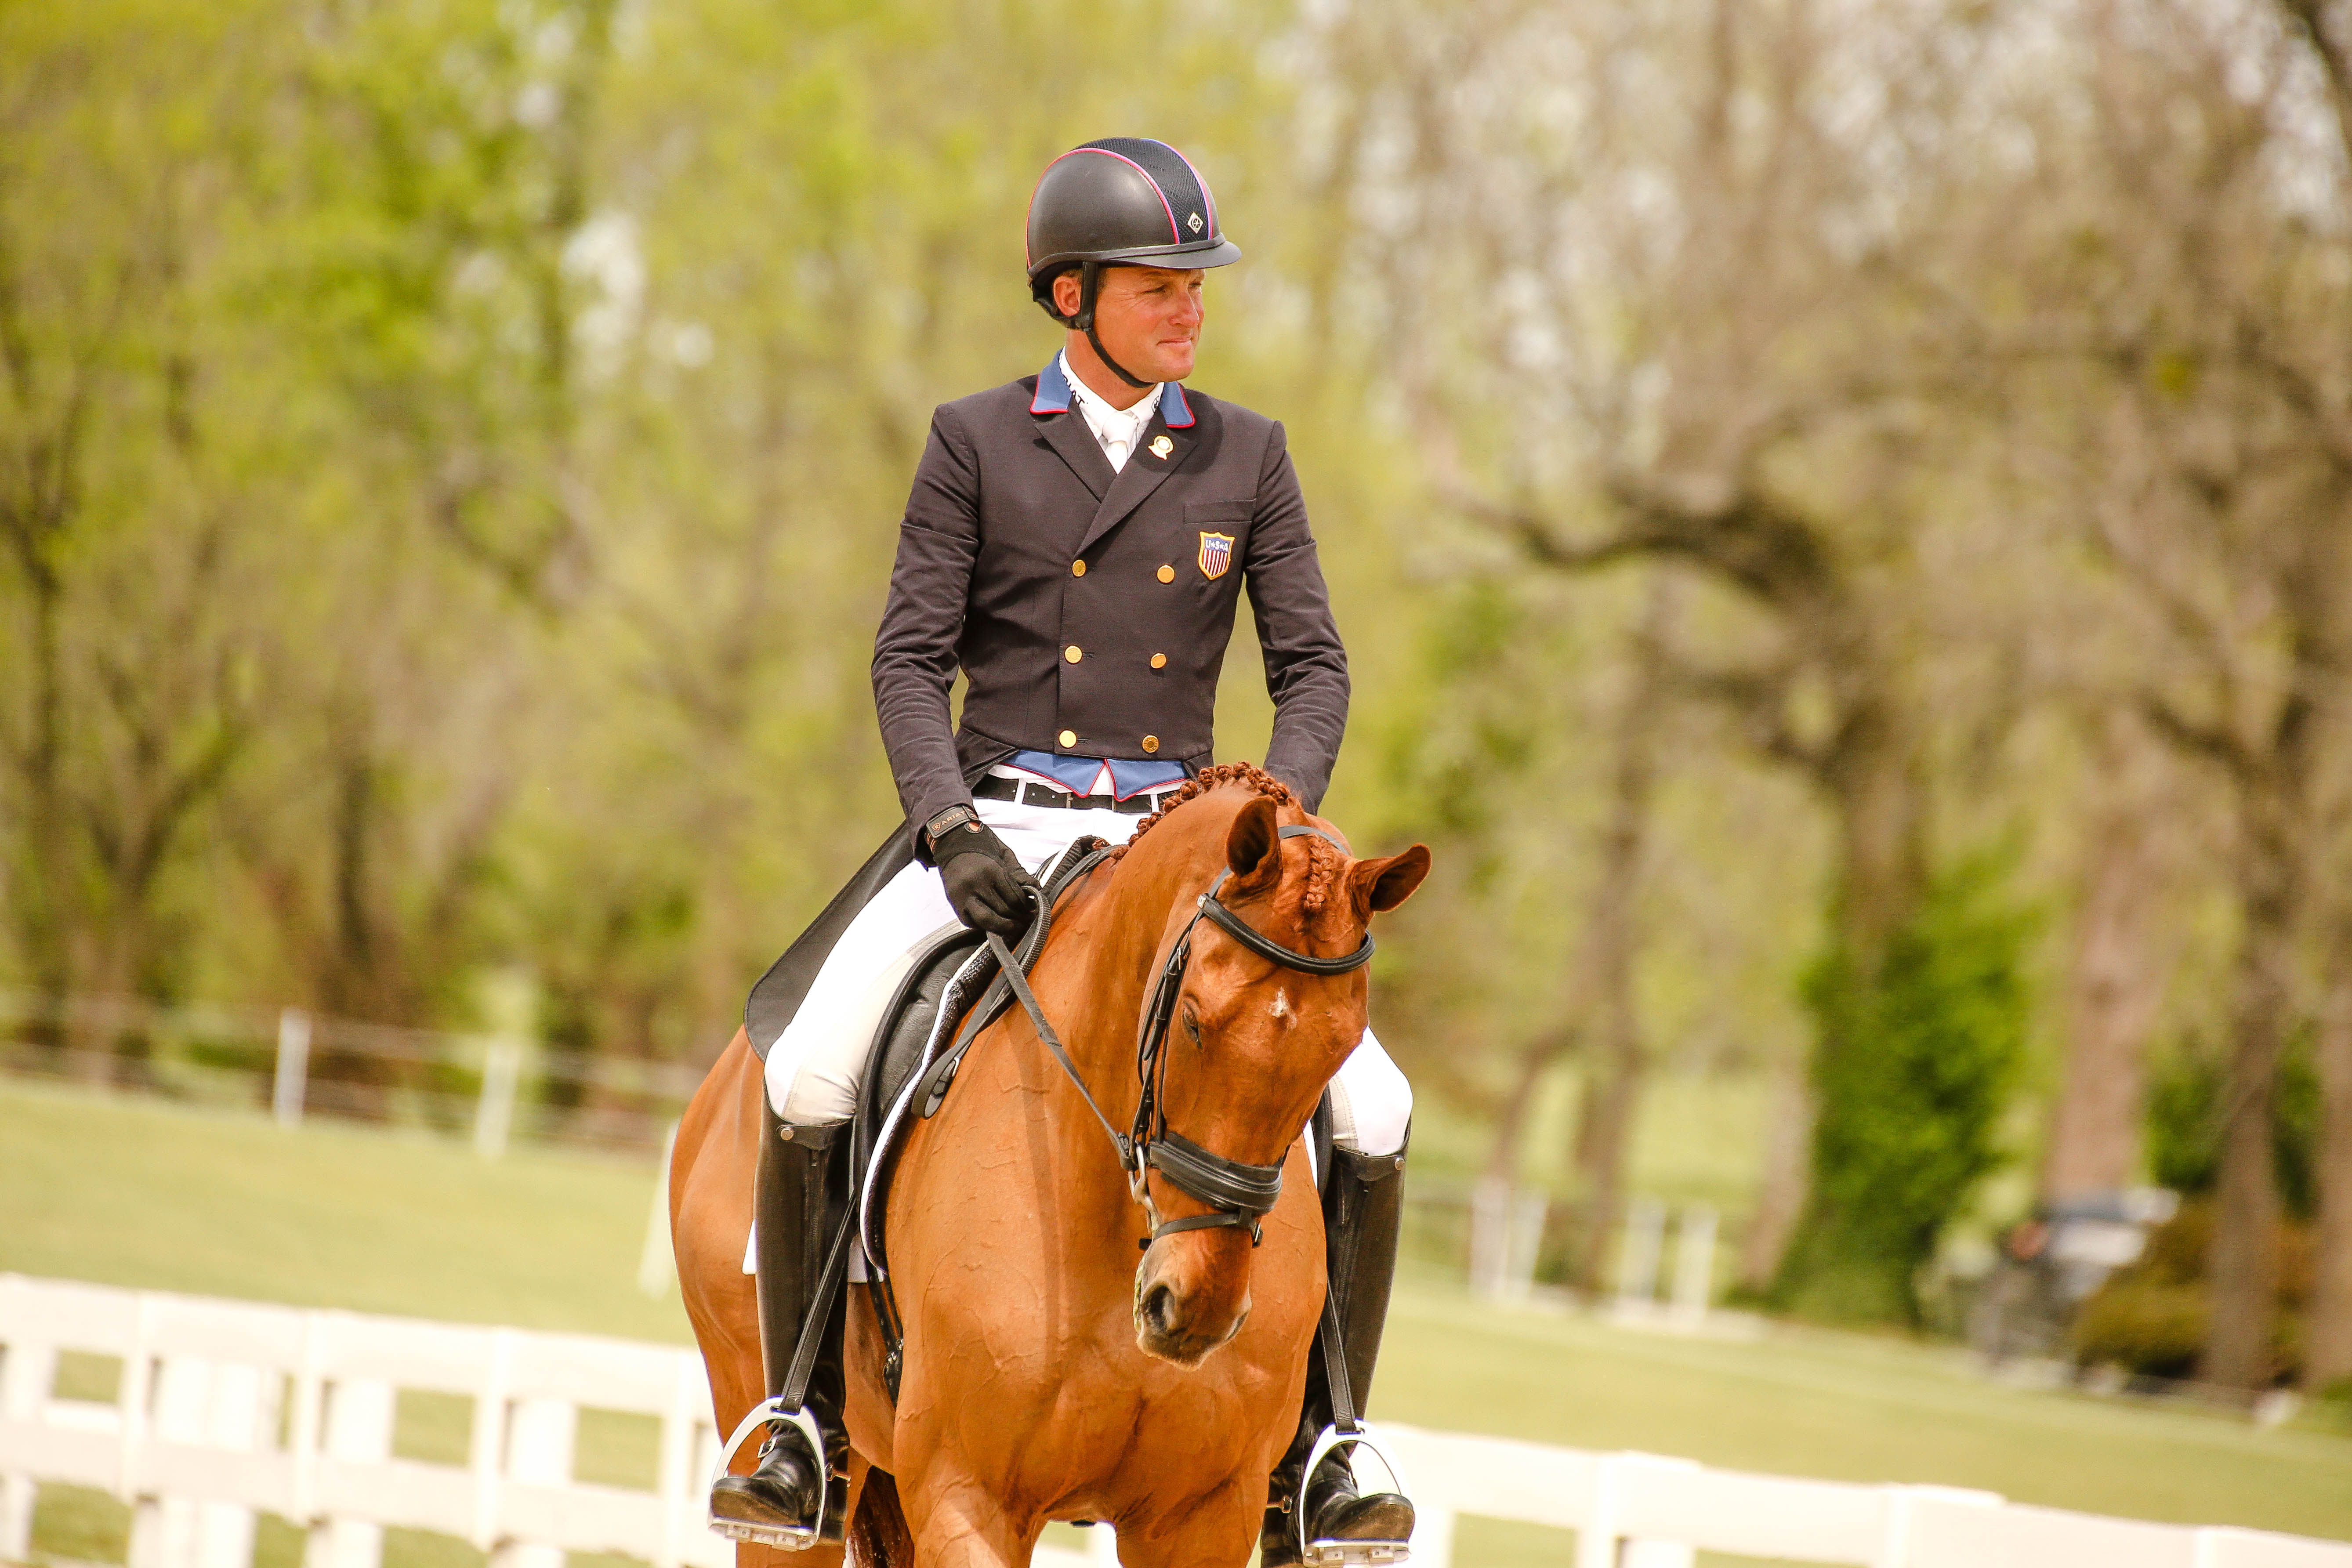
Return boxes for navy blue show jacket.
[871,359,1351,837]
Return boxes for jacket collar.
[1030,352,1076,414]
[1029,354,1194,428]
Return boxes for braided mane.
[1113,762,1345,915]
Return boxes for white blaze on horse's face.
[1268,988,1292,1022]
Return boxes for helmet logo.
[1187,211,1204,234]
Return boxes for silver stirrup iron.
[707,1397,832,1552]
[1297,1422,1412,1566]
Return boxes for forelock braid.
[1298,834,1341,915]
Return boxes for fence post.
[640,1122,681,1298]
[0,1280,55,1563]
[656,1353,704,1568]
[1577,1453,1622,1568]
[1616,1198,1666,1310]
[132,1357,267,1568]
[493,1397,573,1568]
[273,1010,312,1130]
[1469,1178,1511,1296]
[1410,1503,1456,1568]
[475,1039,525,1161]
[307,1378,392,1568]
[1506,1191,1547,1300]
[1669,1204,1717,1326]
[1875,1484,2002,1568]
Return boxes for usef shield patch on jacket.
[1197,531,1235,580]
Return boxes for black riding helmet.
[1026,138,1241,387]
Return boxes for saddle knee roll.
[764,916,968,1125]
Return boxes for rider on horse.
[708,139,1417,1564]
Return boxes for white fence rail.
[3,1276,2346,1568]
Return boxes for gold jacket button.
[1064,645,1082,663]
[1142,735,1160,753]
[1150,653,1167,670]
[1157,565,1175,583]
[1058,729,1076,748]
[1071,560,1086,577]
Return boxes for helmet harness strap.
[1067,262,1153,392]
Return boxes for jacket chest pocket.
[1181,499,1254,584]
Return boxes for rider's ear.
[1351,844,1432,915]
[1223,796,1283,891]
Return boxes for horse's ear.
[1351,844,1431,915]
[1224,796,1283,890]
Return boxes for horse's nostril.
[1143,1282,1177,1336]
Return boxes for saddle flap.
[849,923,987,1204]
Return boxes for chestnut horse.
[671,770,1429,1567]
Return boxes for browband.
[1196,837,1377,976]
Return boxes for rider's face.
[1057,265,1205,392]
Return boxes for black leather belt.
[974,774,1176,815]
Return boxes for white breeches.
[762,793,1413,1158]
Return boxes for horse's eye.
[1181,1005,1203,1044]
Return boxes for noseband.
[988,825,1376,1249]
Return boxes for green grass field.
[5,1077,2349,1567]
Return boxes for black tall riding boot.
[707,1109,850,1550]
[1261,1137,1413,1566]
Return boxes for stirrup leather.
[707,1397,841,1551]
[1296,1422,1412,1566]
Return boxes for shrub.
[2072,1201,2313,1384]
[1772,854,2035,1325]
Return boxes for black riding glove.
[928,815,1038,938]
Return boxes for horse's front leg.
[897,1463,1035,1568]
[1110,1482,1264,1568]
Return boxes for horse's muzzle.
[1132,1237,1252,1365]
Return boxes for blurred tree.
[1317,0,2033,1300]
[1562,577,1674,1290]
[2043,715,2182,1202]
[0,0,277,1066]
[2314,909,2352,1387]
[2012,0,2352,1387]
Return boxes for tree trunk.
[1567,583,1669,1290]
[15,563,77,1027]
[2044,796,2170,1201]
[2203,782,2300,1390]
[1766,678,1931,1304]
[2308,914,2352,1391]
[1740,1061,1813,1293]
[1483,1042,1561,1186]
[1818,690,1929,970]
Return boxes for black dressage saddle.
[727,837,1104,1397]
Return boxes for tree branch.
[1454,467,1841,616]
[2139,688,2251,780]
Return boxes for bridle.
[988,824,1375,1249]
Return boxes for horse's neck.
[1047,846,1208,1133]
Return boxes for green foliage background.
[14,0,2345,1330]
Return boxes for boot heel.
[817,1463,849,1545]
